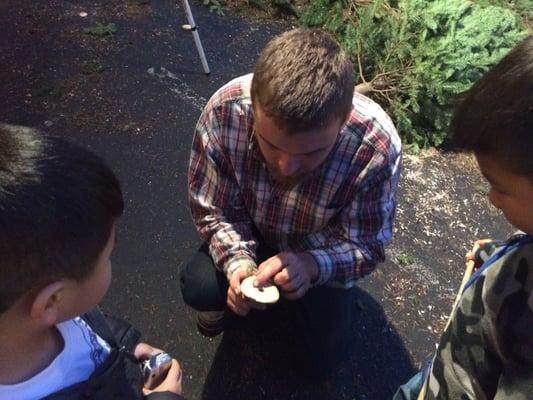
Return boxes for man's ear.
[30,281,65,326]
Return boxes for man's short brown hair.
[251,28,355,132]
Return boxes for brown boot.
[196,310,226,337]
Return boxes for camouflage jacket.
[424,235,533,400]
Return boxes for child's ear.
[341,110,351,128]
[30,282,66,326]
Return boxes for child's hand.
[135,342,183,395]
[134,342,163,361]
[466,239,493,269]
[142,358,183,396]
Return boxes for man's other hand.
[254,252,318,300]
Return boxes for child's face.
[476,153,533,235]
[61,224,116,319]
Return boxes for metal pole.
[180,0,210,75]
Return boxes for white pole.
[180,0,210,75]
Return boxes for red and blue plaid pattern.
[189,74,401,287]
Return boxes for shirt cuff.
[223,254,257,280]
[307,249,335,286]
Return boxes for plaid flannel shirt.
[188,74,401,287]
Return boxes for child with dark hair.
[0,124,184,399]
[394,35,533,400]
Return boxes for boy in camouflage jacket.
[394,35,533,400]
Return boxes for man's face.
[253,104,344,186]
[476,153,533,235]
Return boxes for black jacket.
[42,308,185,400]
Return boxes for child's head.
[451,36,533,234]
[0,124,124,321]
[251,28,354,133]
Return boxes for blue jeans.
[392,370,424,400]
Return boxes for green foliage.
[82,23,118,37]
[248,0,268,10]
[82,61,105,75]
[203,0,225,15]
[206,0,299,15]
[271,0,299,16]
[300,0,528,148]
[395,253,416,266]
[484,0,533,24]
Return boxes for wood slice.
[240,276,280,304]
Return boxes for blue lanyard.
[463,235,533,292]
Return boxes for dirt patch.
[224,0,301,21]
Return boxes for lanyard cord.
[463,234,533,292]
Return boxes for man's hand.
[142,359,183,396]
[227,268,266,316]
[254,252,318,300]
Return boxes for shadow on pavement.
[200,286,415,400]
